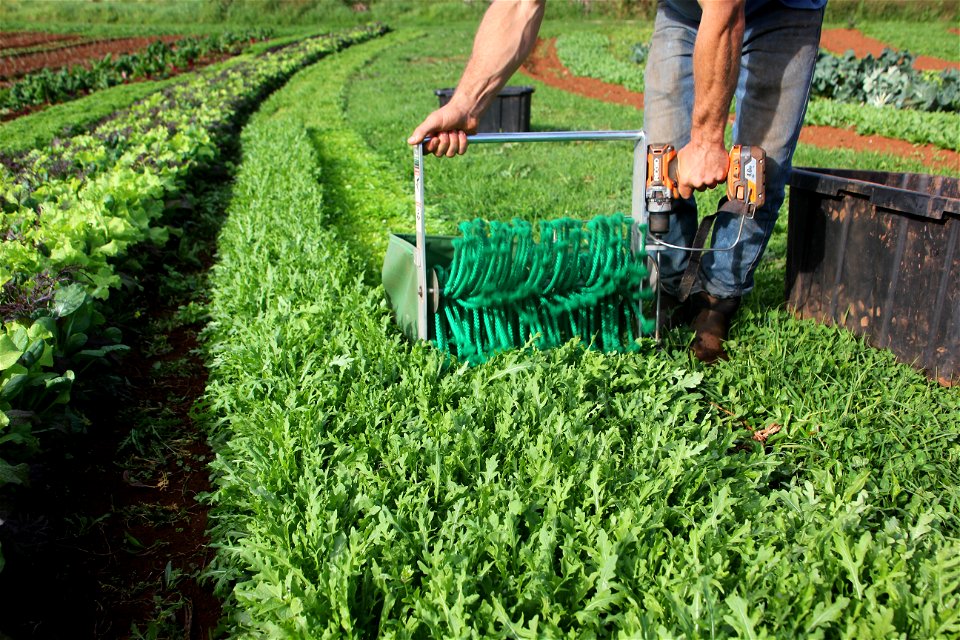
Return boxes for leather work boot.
[689,292,741,364]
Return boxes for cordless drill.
[644,143,766,236]
[644,143,766,338]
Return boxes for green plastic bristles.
[433,213,655,364]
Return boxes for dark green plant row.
[201,29,960,637]
[0,69,197,155]
[0,28,274,113]
[812,48,960,113]
[0,23,390,572]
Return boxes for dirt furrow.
[819,28,959,72]
[0,35,181,80]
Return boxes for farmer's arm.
[407,0,545,157]
[677,0,745,198]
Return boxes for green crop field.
[0,1,957,637]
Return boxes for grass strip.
[856,20,960,62]
[203,24,960,637]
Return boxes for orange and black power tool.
[645,143,766,236]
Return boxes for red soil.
[519,38,960,173]
[0,35,181,80]
[521,37,644,110]
[0,31,82,49]
[819,28,960,72]
[1,36,94,58]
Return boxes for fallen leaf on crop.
[752,423,782,443]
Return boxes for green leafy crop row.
[0,29,274,113]
[811,49,960,113]
[0,71,192,156]
[0,24,390,572]
[201,29,960,637]
[803,97,960,151]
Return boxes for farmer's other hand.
[407,103,476,157]
[677,141,729,199]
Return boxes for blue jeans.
[643,1,824,299]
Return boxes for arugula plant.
[200,28,960,638]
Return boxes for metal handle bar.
[421,130,644,145]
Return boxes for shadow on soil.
[0,165,233,640]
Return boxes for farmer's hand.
[677,140,729,199]
[406,1,544,158]
[407,103,477,158]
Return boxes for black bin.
[786,168,959,384]
[434,86,534,133]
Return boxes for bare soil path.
[0,31,82,49]
[519,38,960,172]
[0,35,181,80]
[819,28,960,72]
[521,36,644,110]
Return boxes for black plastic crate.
[434,86,534,133]
[786,168,959,384]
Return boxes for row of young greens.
[555,32,646,94]
[0,28,275,113]
[0,68,193,156]
[0,23,390,571]
[803,97,959,152]
[201,27,959,637]
[551,32,960,152]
